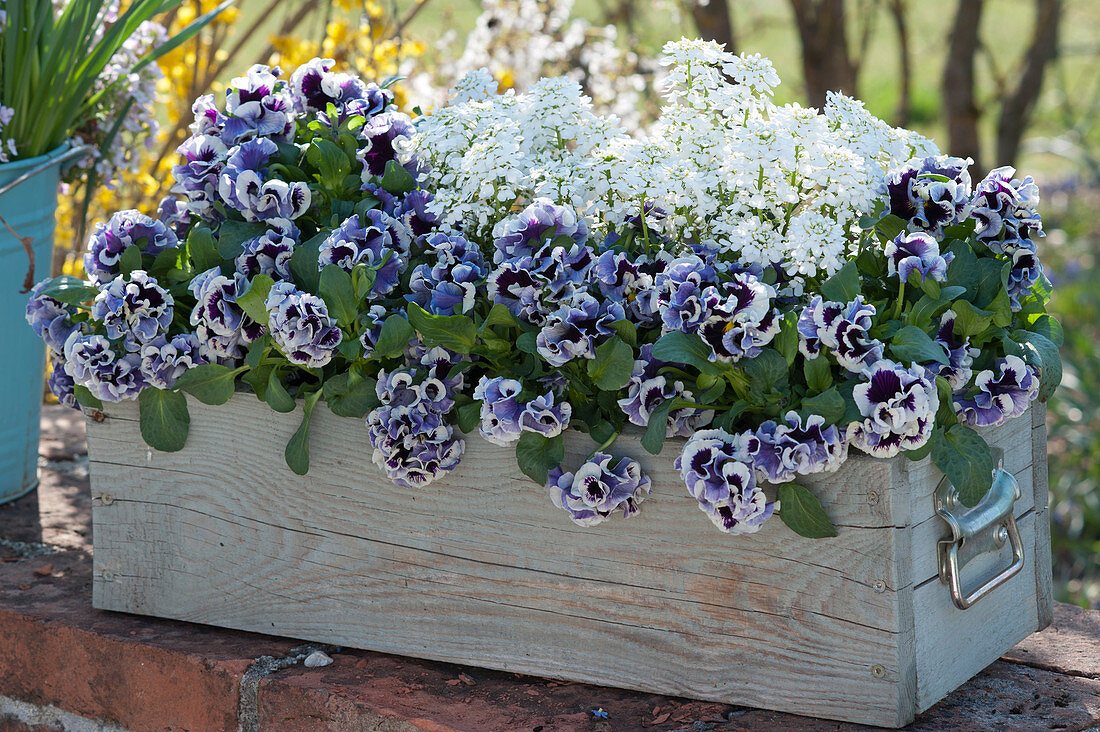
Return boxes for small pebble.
[303,650,333,667]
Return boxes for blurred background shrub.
[53,0,1100,608]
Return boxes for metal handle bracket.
[934,449,1025,610]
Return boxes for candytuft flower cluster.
[27,41,1061,538]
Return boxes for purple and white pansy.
[798,296,884,374]
[28,51,1058,540]
[547,453,651,526]
[885,232,954,283]
[265,282,342,368]
[675,429,775,535]
[954,355,1038,428]
[847,360,939,458]
[754,411,847,484]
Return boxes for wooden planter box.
[85,396,1052,727]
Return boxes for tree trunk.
[691,0,736,52]
[995,0,1062,165]
[789,0,857,108]
[888,0,912,127]
[942,0,984,170]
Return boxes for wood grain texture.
[913,511,1041,711]
[1032,403,1054,630]
[86,395,1048,728]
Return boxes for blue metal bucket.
[0,145,68,504]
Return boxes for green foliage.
[515,431,565,485]
[138,388,190,452]
[285,390,322,475]
[173,365,245,406]
[777,483,837,538]
[587,336,634,390]
[930,425,994,507]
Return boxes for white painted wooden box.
[85,396,1052,727]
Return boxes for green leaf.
[777,483,837,538]
[951,300,993,338]
[73,385,102,410]
[640,399,676,455]
[1013,329,1062,401]
[945,241,980,296]
[743,348,789,391]
[173,364,242,406]
[235,274,274,324]
[651,331,720,375]
[265,371,297,413]
[285,390,323,476]
[244,335,271,369]
[803,355,832,393]
[35,276,97,305]
[216,220,267,259]
[380,159,415,195]
[372,314,414,359]
[456,401,482,434]
[351,262,378,300]
[935,375,958,424]
[1026,313,1063,346]
[1031,272,1053,304]
[940,285,967,301]
[798,388,845,425]
[138,388,190,453]
[607,319,637,347]
[480,303,519,332]
[889,325,949,366]
[406,303,477,353]
[318,265,357,328]
[516,331,538,355]
[907,294,947,329]
[515,432,564,485]
[118,244,142,276]
[774,312,799,366]
[148,247,182,281]
[837,379,863,426]
[711,400,750,432]
[974,258,1008,309]
[820,261,861,302]
[323,374,380,418]
[587,337,635,391]
[306,138,353,188]
[290,231,325,293]
[930,425,994,507]
[875,214,908,240]
[187,226,221,273]
[244,363,275,401]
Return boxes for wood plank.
[85,395,1047,728]
[913,510,1041,711]
[1032,403,1053,630]
[88,394,914,727]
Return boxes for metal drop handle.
[933,449,1025,610]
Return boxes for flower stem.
[893,281,906,321]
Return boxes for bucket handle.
[0,145,97,292]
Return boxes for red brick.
[0,550,296,732]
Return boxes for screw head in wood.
[100,569,115,582]
[871,664,886,678]
[872,580,886,593]
[98,493,114,505]
[91,410,105,423]
[867,491,880,506]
